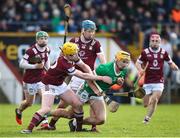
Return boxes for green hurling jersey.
[83,61,128,94]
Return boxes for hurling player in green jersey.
[68,50,131,132]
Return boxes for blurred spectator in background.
[51,8,62,32]
[0,0,180,54]
[171,0,180,23]
[172,45,180,85]
[160,31,173,79]
[0,20,8,32]
[23,4,34,22]
[173,44,180,68]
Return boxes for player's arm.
[169,62,179,70]
[76,59,92,74]
[87,81,103,96]
[20,49,44,69]
[66,60,111,83]
[135,51,148,75]
[164,51,179,71]
[86,68,108,96]
[97,52,106,64]
[135,59,144,74]
[19,58,44,69]
[86,64,113,96]
[96,42,106,64]
[73,70,112,84]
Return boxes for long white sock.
[73,119,77,126]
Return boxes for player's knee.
[96,117,106,125]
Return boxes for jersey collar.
[80,35,92,44]
[149,47,160,53]
[35,43,46,52]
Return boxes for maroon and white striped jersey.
[42,56,81,86]
[23,44,50,83]
[70,37,102,70]
[137,47,172,84]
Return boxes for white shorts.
[76,88,103,103]
[23,82,45,95]
[42,82,71,96]
[68,76,85,92]
[143,83,164,95]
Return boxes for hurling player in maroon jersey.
[136,33,179,124]
[44,20,107,132]
[15,31,50,125]
[21,42,112,133]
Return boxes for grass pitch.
[0,104,180,137]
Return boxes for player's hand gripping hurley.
[90,62,149,106]
[106,62,149,98]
